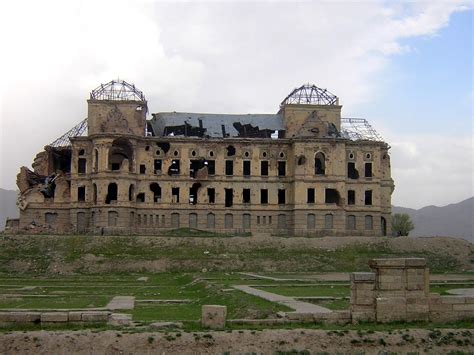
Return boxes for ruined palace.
[12,80,394,236]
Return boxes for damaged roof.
[149,112,284,138]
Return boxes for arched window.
[277,214,287,229]
[225,214,233,229]
[381,217,387,236]
[171,213,180,228]
[109,138,133,172]
[324,214,333,229]
[315,152,326,175]
[347,215,356,230]
[242,213,251,229]
[189,213,198,229]
[105,183,118,204]
[108,211,118,226]
[365,215,373,230]
[207,213,215,229]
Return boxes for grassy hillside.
[0,234,471,275]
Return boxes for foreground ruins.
[9,80,394,236]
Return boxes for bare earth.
[0,329,472,354]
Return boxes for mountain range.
[0,188,472,241]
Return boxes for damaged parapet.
[350,258,474,323]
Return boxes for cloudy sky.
[0,0,472,208]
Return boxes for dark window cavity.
[325,188,340,204]
[278,189,286,204]
[225,160,233,175]
[348,162,359,179]
[78,186,86,202]
[207,188,215,203]
[243,161,251,176]
[225,188,233,207]
[278,161,286,176]
[78,158,86,174]
[315,152,325,175]
[105,183,118,204]
[365,190,372,205]
[261,161,269,176]
[260,189,268,204]
[150,183,162,202]
[168,160,180,176]
[172,187,180,203]
[348,190,355,205]
[365,162,372,177]
[154,159,162,174]
[307,188,315,203]
[243,188,251,204]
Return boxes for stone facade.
[12,80,394,236]
[351,258,474,323]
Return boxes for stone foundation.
[350,258,474,323]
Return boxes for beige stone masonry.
[202,305,227,329]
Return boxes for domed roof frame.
[90,79,146,102]
[281,84,338,106]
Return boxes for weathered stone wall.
[14,90,394,237]
[350,258,474,323]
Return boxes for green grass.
[0,234,466,274]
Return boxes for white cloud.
[389,134,473,208]
[0,0,472,209]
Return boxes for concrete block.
[404,258,427,267]
[201,305,227,329]
[351,311,376,323]
[108,313,132,326]
[452,304,474,312]
[370,258,407,268]
[406,312,430,322]
[354,283,375,291]
[82,311,109,322]
[441,296,466,304]
[351,272,375,282]
[430,303,453,312]
[406,304,429,313]
[41,312,68,323]
[465,297,474,304]
[68,311,83,322]
[0,312,40,323]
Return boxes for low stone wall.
[350,258,474,323]
[0,311,111,326]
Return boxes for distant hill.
[0,188,19,230]
[393,197,473,242]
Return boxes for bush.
[391,213,414,236]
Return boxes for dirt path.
[0,329,471,354]
[233,285,332,314]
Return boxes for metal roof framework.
[90,79,146,102]
[341,118,384,142]
[281,84,339,106]
[49,119,88,148]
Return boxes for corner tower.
[279,84,342,138]
[87,80,148,136]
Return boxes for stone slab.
[202,305,227,329]
[82,311,109,322]
[41,312,68,323]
